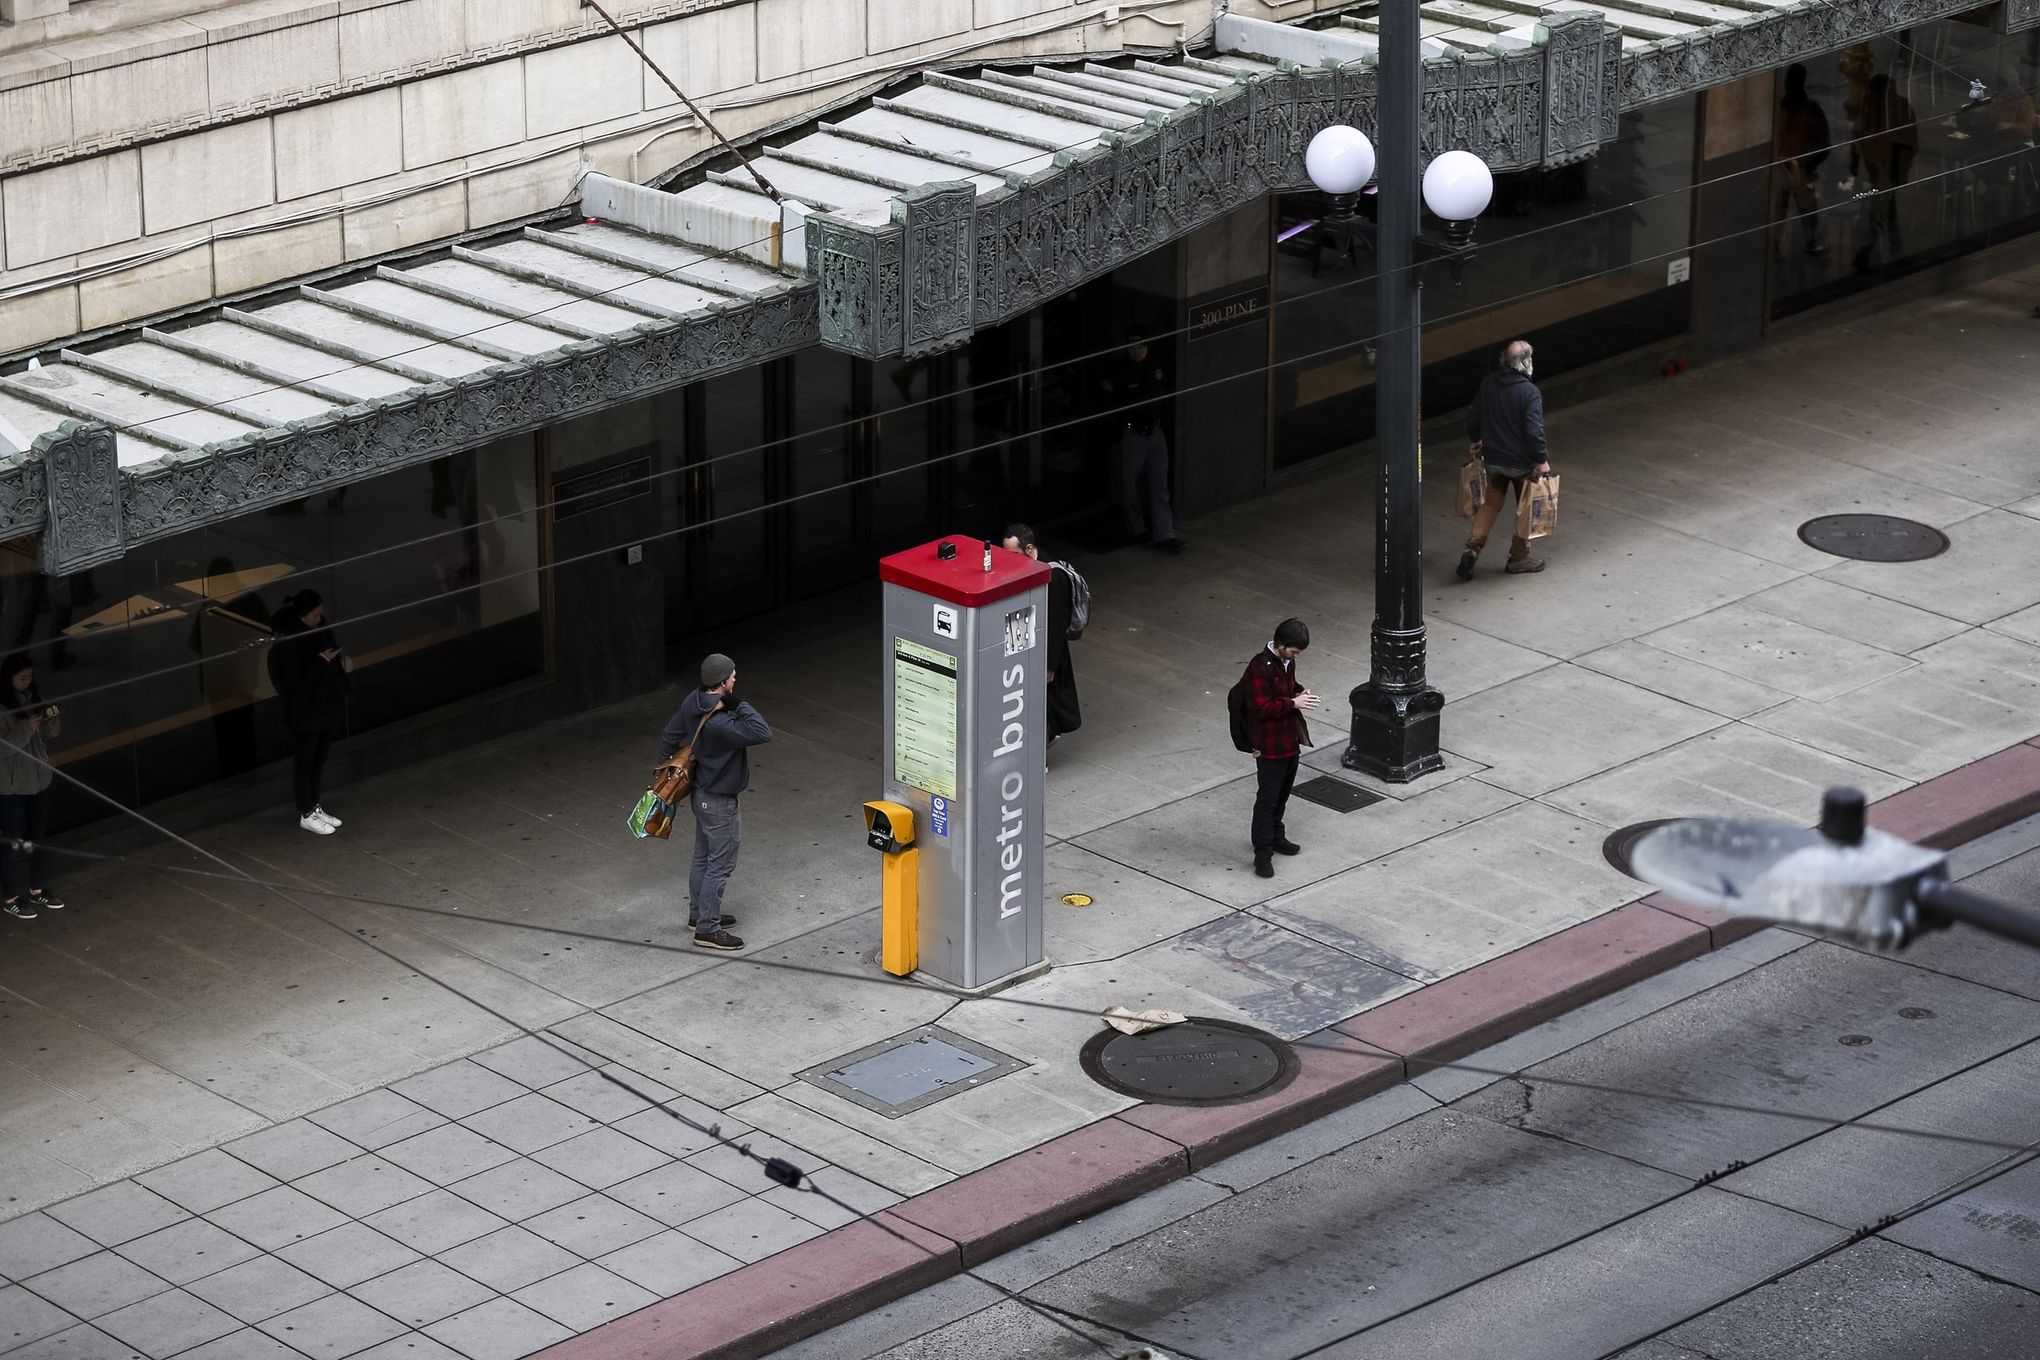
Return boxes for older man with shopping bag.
[1457,339,1556,580]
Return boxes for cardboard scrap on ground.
[1103,1006,1188,1036]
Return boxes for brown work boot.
[1505,557,1547,574]
[1456,550,1478,581]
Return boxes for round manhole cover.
[1080,1018,1299,1106]
[1798,514,1949,562]
[1603,820,1677,882]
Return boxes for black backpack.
[1227,662,1255,754]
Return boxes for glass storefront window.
[7,437,544,830]
[1272,95,1701,468]
[1771,15,2040,317]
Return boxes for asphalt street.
[777,817,2040,1360]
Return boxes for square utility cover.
[1292,775,1384,813]
[797,1026,1027,1118]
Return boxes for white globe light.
[1305,125,1376,196]
[1421,150,1494,223]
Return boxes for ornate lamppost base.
[1342,681,1445,783]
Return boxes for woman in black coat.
[1002,525,1081,743]
[267,589,349,834]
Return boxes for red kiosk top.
[879,534,1051,609]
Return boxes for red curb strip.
[1118,1030,1400,1171]
[536,737,2040,1360]
[1334,901,1710,1071]
[890,1119,1188,1265]
[550,1211,958,1360]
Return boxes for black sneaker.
[4,899,37,920]
[1253,858,1274,879]
[693,930,745,951]
[29,891,63,911]
[1274,840,1301,856]
[1456,551,1477,581]
[687,915,737,929]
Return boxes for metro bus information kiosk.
[876,535,1050,989]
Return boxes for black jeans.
[292,730,335,817]
[0,790,51,901]
[1252,756,1299,859]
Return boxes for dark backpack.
[1053,561,1091,640]
[1227,664,1254,754]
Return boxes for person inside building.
[1101,331,1186,553]
[1001,524,1082,745]
[1774,63,1833,258]
[267,590,350,836]
[0,652,63,919]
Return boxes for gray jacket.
[1467,369,1548,477]
[0,706,59,796]
[660,689,772,797]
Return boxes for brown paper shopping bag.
[1457,455,1487,520]
[1515,473,1560,540]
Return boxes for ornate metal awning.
[4,0,2019,573]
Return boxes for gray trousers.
[1119,427,1176,541]
[688,790,740,936]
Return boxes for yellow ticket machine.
[864,800,918,976]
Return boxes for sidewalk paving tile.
[443,1164,586,1224]
[606,1105,746,1162]
[131,1153,281,1218]
[202,1188,350,1254]
[391,1064,526,1123]
[764,1171,902,1230]
[376,1128,519,1188]
[274,1223,421,1290]
[536,1070,669,1123]
[682,1132,827,1194]
[362,1192,509,1258]
[518,1196,663,1259]
[508,1263,657,1332]
[434,1229,579,1295]
[44,1187,187,1250]
[179,1329,306,1360]
[19,1255,171,1321]
[0,1284,78,1350]
[456,1096,598,1158]
[184,1257,331,1325]
[221,1123,360,1184]
[347,1262,496,1329]
[601,1163,745,1229]
[676,1198,829,1264]
[715,1094,950,1198]
[348,1334,467,1360]
[467,1039,594,1091]
[1743,576,1968,655]
[306,1093,445,1153]
[93,1290,239,1358]
[423,1298,573,1360]
[1572,639,1791,719]
[4,1323,144,1360]
[113,1221,260,1288]
[528,1129,670,1191]
[1444,664,1725,798]
[0,1216,99,1283]
[254,1294,406,1360]
[292,1159,434,1220]
[594,1231,743,1298]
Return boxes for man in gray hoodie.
[659,653,772,951]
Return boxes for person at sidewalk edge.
[1458,340,1554,580]
[661,654,772,951]
[267,590,350,836]
[1242,619,1319,879]
[1101,331,1186,553]
[0,654,64,919]
[1002,524,1082,746]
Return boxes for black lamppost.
[1304,1,1495,784]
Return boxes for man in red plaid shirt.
[1241,618,1320,878]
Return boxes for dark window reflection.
[1772,17,2040,318]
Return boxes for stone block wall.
[0,0,1207,354]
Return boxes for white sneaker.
[300,814,336,836]
[312,806,343,828]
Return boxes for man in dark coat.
[659,653,772,951]
[266,589,349,834]
[1239,617,1319,879]
[1002,525,1081,744]
[1457,339,1554,580]
[1100,333,1185,552]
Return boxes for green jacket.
[0,706,59,796]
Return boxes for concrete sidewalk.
[4,266,2040,1360]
